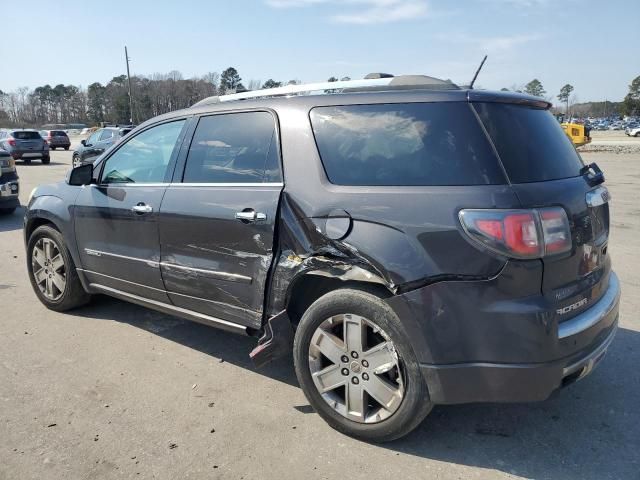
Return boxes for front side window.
[86,131,101,145]
[183,111,280,183]
[99,129,114,141]
[310,103,505,186]
[100,120,185,184]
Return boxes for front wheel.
[27,225,91,311]
[293,288,432,442]
[41,156,50,164]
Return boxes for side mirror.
[80,139,86,146]
[68,163,93,186]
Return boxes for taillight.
[7,138,16,146]
[459,207,572,259]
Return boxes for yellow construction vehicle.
[556,114,592,147]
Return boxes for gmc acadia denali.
[24,75,621,441]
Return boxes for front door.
[74,119,187,302]
[159,111,283,328]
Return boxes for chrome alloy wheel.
[32,237,66,301]
[308,314,405,423]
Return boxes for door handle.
[132,203,153,215]
[235,210,267,223]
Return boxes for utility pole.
[125,46,134,124]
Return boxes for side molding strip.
[89,283,249,335]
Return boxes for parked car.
[625,126,640,137]
[0,129,50,164]
[0,148,19,214]
[24,76,620,442]
[72,125,135,167]
[40,130,71,150]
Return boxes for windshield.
[473,103,584,184]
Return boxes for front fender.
[25,193,81,269]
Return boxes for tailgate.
[472,101,612,321]
[511,178,611,319]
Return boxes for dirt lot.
[1,149,639,480]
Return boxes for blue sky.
[1,0,637,102]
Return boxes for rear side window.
[183,111,281,183]
[310,103,505,186]
[473,103,584,183]
[13,131,41,140]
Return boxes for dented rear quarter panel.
[266,101,521,318]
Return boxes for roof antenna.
[469,55,488,89]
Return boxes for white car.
[625,126,640,137]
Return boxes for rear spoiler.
[467,90,552,110]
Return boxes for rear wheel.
[27,225,91,311]
[50,147,56,151]
[293,288,431,442]
[635,132,640,137]
[23,158,31,164]
[42,156,50,164]
[64,146,69,150]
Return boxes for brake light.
[459,207,571,259]
[7,138,16,146]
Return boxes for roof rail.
[191,75,459,107]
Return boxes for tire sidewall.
[293,288,431,442]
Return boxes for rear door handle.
[235,210,267,223]
[132,203,153,215]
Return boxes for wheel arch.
[285,271,393,326]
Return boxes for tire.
[64,146,69,150]
[50,147,56,151]
[41,156,50,164]
[635,132,640,138]
[23,158,31,164]
[0,207,16,215]
[27,225,91,311]
[293,288,432,442]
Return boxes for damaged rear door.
[158,111,283,329]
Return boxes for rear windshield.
[473,103,584,183]
[51,130,68,137]
[13,131,41,140]
[310,103,506,186]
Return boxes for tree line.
[1,67,637,127]
[0,67,317,128]
[501,75,640,117]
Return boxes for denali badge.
[557,298,588,315]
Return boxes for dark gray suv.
[23,75,620,441]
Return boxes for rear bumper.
[11,150,48,159]
[421,317,617,404]
[387,266,621,404]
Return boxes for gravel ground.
[0,149,639,480]
[579,131,640,154]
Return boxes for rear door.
[158,110,283,328]
[473,102,611,318]
[74,119,187,302]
